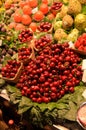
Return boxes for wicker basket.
[72,48,86,55]
[2,62,23,83]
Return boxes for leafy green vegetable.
[18,96,33,114]
[63,101,77,121]
[6,85,86,128]
[6,85,21,104]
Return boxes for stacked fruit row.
[4,0,63,32]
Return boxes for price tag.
[82,70,86,83]
[82,59,86,70]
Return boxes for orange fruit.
[28,0,38,8]
[22,5,32,15]
[22,14,32,25]
[15,23,25,31]
[39,3,49,14]
[47,13,55,20]
[14,13,22,23]
[33,11,44,21]
[29,22,37,32]
[8,22,17,29]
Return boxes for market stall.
[0,0,86,129]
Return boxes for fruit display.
[17,43,82,103]
[53,0,86,43]
[0,0,86,129]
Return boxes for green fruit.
[74,13,86,31]
[54,21,62,30]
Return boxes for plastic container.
[76,102,86,129]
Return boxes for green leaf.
[55,102,69,110]
[18,96,33,114]
[6,85,21,94]
[6,85,21,104]
[29,107,43,127]
[11,53,18,61]
[70,86,86,105]
[0,78,5,87]
[34,103,48,112]
[58,109,69,119]
[63,101,77,121]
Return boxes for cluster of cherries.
[16,43,82,103]
[35,35,52,50]
[37,22,52,32]
[51,2,63,10]
[18,29,33,43]
[1,60,21,78]
[18,47,32,61]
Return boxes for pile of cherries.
[18,47,32,61]
[35,35,52,50]
[51,2,63,10]
[16,43,82,103]
[37,22,52,32]
[18,29,33,43]
[1,60,21,78]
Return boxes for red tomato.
[22,5,32,15]
[22,14,32,25]
[39,3,49,15]
[14,13,22,23]
[33,11,44,21]
[42,0,48,4]
[19,1,26,8]
[29,22,37,32]
[15,23,25,31]
[28,0,38,8]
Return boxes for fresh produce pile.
[16,43,82,103]
[0,0,86,128]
